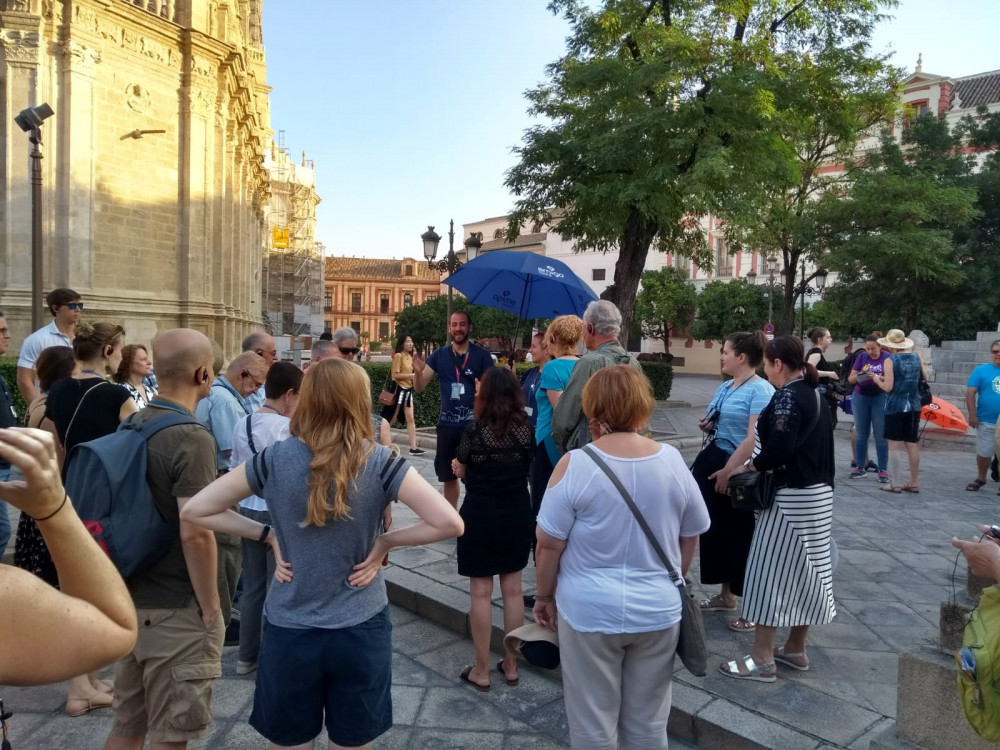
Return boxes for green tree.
[817,114,980,332]
[505,0,893,341]
[689,279,768,342]
[635,267,697,348]
[394,296,451,351]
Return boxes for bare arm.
[679,535,698,577]
[875,358,894,392]
[807,352,837,380]
[379,418,391,446]
[411,354,436,394]
[967,386,980,428]
[118,397,139,422]
[349,467,463,586]
[532,528,567,631]
[0,428,137,685]
[546,389,563,408]
[178,500,221,630]
[709,413,760,494]
[16,366,38,405]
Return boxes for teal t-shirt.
[536,357,578,464]
[968,362,1000,424]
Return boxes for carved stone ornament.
[2,0,31,12]
[62,40,102,76]
[0,29,40,66]
[126,82,150,112]
[190,54,215,79]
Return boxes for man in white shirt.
[228,361,302,675]
[16,287,82,404]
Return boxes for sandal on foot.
[967,479,987,491]
[901,486,920,494]
[728,618,756,633]
[496,661,519,686]
[66,693,113,717]
[719,655,776,683]
[773,647,810,671]
[459,666,490,692]
[700,594,738,612]
[880,485,902,494]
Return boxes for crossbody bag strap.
[245,414,258,455]
[64,380,110,448]
[581,445,684,588]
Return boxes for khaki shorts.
[110,602,225,744]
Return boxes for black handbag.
[729,389,821,512]
[918,378,932,407]
[582,446,708,676]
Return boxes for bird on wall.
[120,129,167,140]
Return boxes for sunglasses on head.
[66,302,84,310]
[340,347,360,356]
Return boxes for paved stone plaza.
[0,374,990,748]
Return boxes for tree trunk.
[603,206,658,347]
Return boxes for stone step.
[920,428,974,452]
[977,330,1000,342]
[932,349,981,365]
[941,340,984,352]
[934,372,973,385]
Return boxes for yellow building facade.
[324,257,442,344]
[1,0,271,353]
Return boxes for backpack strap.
[121,410,200,440]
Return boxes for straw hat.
[503,622,560,669]
[877,329,914,351]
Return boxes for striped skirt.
[741,484,836,628]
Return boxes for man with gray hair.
[242,331,277,410]
[552,300,642,453]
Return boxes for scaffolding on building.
[262,131,324,336]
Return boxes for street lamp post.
[14,103,55,330]
[793,259,828,338]
[748,254,780,333]
[421,220,481,342]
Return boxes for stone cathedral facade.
[0,0,271,353]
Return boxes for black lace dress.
[455,421,536,577]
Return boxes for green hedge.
[363,360,673,428]
[0,358,26,424]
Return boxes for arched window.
[493,228,504,239]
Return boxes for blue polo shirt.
[195,376,251,471]
[968,363,1000,424]
[425,343,494,428]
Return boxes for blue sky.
[262,0,1000,261]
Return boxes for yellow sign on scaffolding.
[272,227,289,249]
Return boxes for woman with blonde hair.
[113,343,157,408]
[534,365,710,748]
[532,315,583,514]
[181,356,463,749]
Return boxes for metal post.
[30,127,44,331]
[446,219,454,342]
[768,275,774,325]
[799,258,806,338]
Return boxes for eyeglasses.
[242,371,265,390]
[992,350,1000,355]
[340,347,360,356]
[0,328,8,336]
[66,302,84,310]
[256,348,278,359]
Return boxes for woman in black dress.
[806,327,840,426]
[27,321,135,716]
[451,366,535,690]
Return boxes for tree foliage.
[635,267,697,346]
[817,113,981,332]
[393,296,528,352]
[689,279,769,342]
[505,0,895,341]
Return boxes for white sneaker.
[236,660,258,675]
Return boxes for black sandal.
[967,479,987,491]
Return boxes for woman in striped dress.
[720,335,836,683]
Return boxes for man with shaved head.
[104,329,224,750]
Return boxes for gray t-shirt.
[246,438,409,629]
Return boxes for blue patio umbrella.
[443,250,598,320]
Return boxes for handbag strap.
[64,379,110,448]
[581,445,684,588]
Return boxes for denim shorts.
[249,607,392,747]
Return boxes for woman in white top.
[534,365,710,749]
[229,361,302,676]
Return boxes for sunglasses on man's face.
[340,347,360,356]
[66,302,84,310]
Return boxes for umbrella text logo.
[492,290,517,308]
[538,265,565,279]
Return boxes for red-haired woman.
[451,366,536,690]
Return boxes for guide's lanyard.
[453,348,470,382]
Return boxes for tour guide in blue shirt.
[412,310,494,508]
